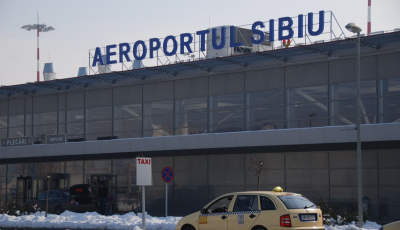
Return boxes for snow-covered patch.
[0,211,181,230]
[0,211,382,230]
[324,221,382,230]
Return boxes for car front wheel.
[55,206,63,215]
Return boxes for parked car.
[24,184,96,215]
[176,190,324,230]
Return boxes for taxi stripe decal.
[200,210,260,217]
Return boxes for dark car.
[25,184,96,215]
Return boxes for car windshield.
[278,195,316,209]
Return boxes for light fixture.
[345,23,362,33]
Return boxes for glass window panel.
[67,122,84,135]
[143,101,173,116]
[58,124,65,134]
[233,195,258,212]
[246,90,284,107]
[175,112,208,128]
[286,85,328,104]
[0,129,6,138]
[175,126,208,135]
[0,116,8,128]
[209,94,244,110]
[144,128,173,137]
[66,161,83,174]
[246,121,285,131]
[84,160,111,173]
[379,95,400,114]
[285,102,328,121]
[9,115,24,127]
[113,118,142,132]
[33,125,57,136]
[86,120,112,134]
[246,106,284,123]
[210,124,244,133]
[113,159,135,174]
[0,165,6,177]
[25,126,32,136]
[379,77,400,96]
[330,81,376,100]
[175,97,208,113]
[143,114,173,130]
[114,131,142,139]
[286,118,328,128]
[67,174,83,187]
[67,109,84,122]
[7,164,24,177]
[0,178,6,189]
[114,104,142,118]
[58,111,65,123]
[330,115,377,126]
[209,109,244,126]
[67,135,85,142]
[379,113,400,123]
[33,112,57,125]
[330,98,376,118]
[8,127,24,138]
[86,107,112,121]
[86,133,113,141]
[25,114,32,126]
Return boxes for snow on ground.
[0,211,382,230]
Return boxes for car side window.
[260,196,276,210]
[233,195,259,212]
[206,196,233,213]
[49,191,60,199]
[38,192,47,200]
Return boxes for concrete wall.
[145,149,400,221]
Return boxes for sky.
[0,0,399,86]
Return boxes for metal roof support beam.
[84,76,115,84]
[255,52,287,62]
[345,38,380,49]
[0,91,11,96]
[30,82,69,91]
[0,86,34,95]
[56,79,88,88]
[179,62,211,72]
[145,68,176,76]
[298,45,332,56]
[216,57,248,67]
[113,72,146,81]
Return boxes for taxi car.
[176,189,324,230]
[380,220,400,230]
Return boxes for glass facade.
[0,77,400,140]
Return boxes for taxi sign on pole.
[161,166,174,183]
[136,157,153,186]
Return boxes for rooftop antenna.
[368,0,371,35]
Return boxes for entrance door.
[16,176,33,205]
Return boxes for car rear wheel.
[182,225,195,230]
[55,206,63,215]
[252,226,267,230]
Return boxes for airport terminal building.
[0,31,400,222]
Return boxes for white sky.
[0,0,399,86]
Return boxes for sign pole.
[165,182,168,217]
[142,185,145,230]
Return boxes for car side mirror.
[200,208,207,214]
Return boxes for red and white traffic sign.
[136,157,153,186]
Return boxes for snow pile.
[0,211,181,230]
[325,221,382,230]
[0,211,383,230]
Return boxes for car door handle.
[221,215,227,220]
[249,214,256,219]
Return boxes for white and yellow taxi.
[176,188,324,230]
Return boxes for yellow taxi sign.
[272,186,284,192]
